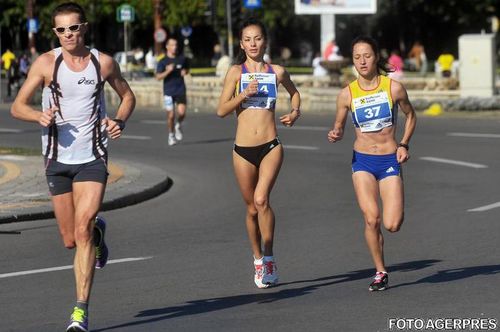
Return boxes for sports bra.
[236,63,277,110]
[349,75,397,132]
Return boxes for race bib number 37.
[241,73,277,109]
[352,92,393,132]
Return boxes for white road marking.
[280,125,330,131]
[419,157,487,169]
[284,145,319,151]
[468,202,500,212]
[121,135,152,140]
[0,256,153,279]
[0,128,23,133]
[141,120,166,124]
[448,132,500,138]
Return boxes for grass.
[0,146,41,156]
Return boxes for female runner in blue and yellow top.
[328,36,416,291]
[217,18,301,289]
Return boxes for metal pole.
[27,0,35,50]
[124,21,128,72]
[154,0,163,56]
[226,0,233,60]
[0,25,3,103]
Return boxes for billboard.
[295,0,377,14]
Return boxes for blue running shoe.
[94,216,108,269]
[66,307,88,332]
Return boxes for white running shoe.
[262,258,278,286]
[175,123,183,141]
[254,258,269,289]
[168,134,177,146]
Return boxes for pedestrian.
[10,2,136,331]
[19,53,30,80]
[323,38,343,61]
[436,51,455,78]
[217,17,301,288]
[29,46,40,63]
[407,41,427,74]
[211,43,222,67]
[155,37,189,146]
[387,49,404,81]
[145,47,157,73]
[327,35,416,291]
[312,51,328,77]
[1,48,17,97]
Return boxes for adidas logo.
[269,144,275,149]
[386,167,395,173]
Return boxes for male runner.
[11,3,135,331]
[155,37,189,146]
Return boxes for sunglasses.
[53,22,87,34]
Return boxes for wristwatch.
[113,119,126,131]
[397,143,409,150]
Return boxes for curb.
[0,158,173,224]
[0,177,172,224]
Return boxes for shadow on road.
[93,259,439,331]
[391,263,500,289]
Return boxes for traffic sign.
[27,18,39,33]
[154,28,167,43]
[181,26,193,38]
[244,0,262,9]
[116,4,135,23]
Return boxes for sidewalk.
[0,154,171,224]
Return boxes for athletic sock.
[76,301,88,312]
[253,256,263,264]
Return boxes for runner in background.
[155,38,189,146]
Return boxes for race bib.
[240,73,277,109]
[352,92,393,132]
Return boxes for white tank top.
[41,47,108,164]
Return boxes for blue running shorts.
[351,151,400,181]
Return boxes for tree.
[2,0,497,65]
[337,0,499,60]
[163,0,207,29]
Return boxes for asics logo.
[78,77,95,85]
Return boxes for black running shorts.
[44,157,109,196]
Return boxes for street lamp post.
[26,0,35,50]
[154,0,163,56]
[226,0,233,60]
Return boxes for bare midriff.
[235,108,277,146]
[353,126,397,155]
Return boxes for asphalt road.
[1,106,499,331]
